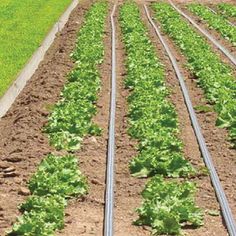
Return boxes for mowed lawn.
[0,0,72,97]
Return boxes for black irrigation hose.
[144,5,236,236]
[168,0,236,67]
[104,4,117,236]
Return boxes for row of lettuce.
[8,2,108,235]
[152,3,236,148]
[45,2,108,151]
[9,155,87,235]
[120,3,203,235]
[217,3,236,18]
[187,4,236,46]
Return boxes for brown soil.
[0,1,92,235]
[148,0,236,233]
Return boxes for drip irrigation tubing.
[104,4,117,236]
[144,4,236,236]
[168,0,236,67]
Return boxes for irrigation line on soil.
[168,0,236,67]
[104,4,117,236]
[207,6,235,27]
[144,5,236,236]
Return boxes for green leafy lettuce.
[119,3,201,235]
[188,4,236,46]
[135,176,203,235]
[8,154,88,236]
[120,2,195,178]
[217,3,236,18]
[152,3,236,147]
[45,2,108,151]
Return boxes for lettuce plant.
[135,176,203,235]
[8,155,88,236]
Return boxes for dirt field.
[0,0,235,235]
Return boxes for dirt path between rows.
[0,1,92,234]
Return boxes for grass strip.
[44,2,108,151]
[152,3,236,147]
[0,0,71,97]
[188,4,236,46]
[119,3,202,235]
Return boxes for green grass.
[0,0,72,97]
